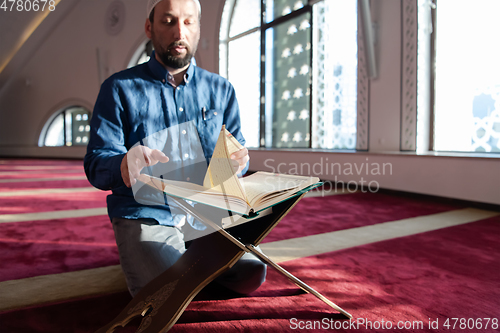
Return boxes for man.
[84,0,266,297]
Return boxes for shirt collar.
[147,51,195,86]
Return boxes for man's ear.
[145,19,152,39]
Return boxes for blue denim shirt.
[84,52,247,227]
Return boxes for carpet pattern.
[0,158,499,333]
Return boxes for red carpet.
[0,191,461,281]
[168,216,500,332]
[1,159,498,333]
[0,158,461,283]
[0,191,109,214]
[0,215,117,282]
[0,159,82,166]
[1,216,499,332]
[262,191,462,243]
[0,171,86,180]
[0,179,94,191]
[0,159,89,191]
[0,159,115,281]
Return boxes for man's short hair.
[147,0,201,22]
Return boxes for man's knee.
[112,218,186,297]
[239,259,267,294]
[216,257,267,294]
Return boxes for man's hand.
[121,146,169,187]
[230,147,249,175]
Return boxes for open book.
[138,126,320,216]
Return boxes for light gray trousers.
[112,217,267,297]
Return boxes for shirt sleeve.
[222,82,250,176]
[84,78,128,190]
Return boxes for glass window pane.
[265,0,305,23]
[228,31,261,148]
[229,0,261,38]
[128,40,153,68]
[265,12,311,148]
[65,112,73,146]
[434,0,500,152]
[417,0,433,152]
[44,113,64,147]
[136,52,150,66]
[312,0,357,149]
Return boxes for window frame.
[220,0,370,150]
[38,105,91,147]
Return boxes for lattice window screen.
[401,0,418,151]
[356,6,370,151]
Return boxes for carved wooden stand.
[96,193,351,333]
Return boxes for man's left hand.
[230,147,249,175]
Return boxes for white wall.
[0,0,498,204]
[0,0,147,155]
[248,150,500,205]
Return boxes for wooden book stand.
[96,193,351,333]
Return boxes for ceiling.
[0,9,49,73]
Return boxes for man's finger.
[150,149,169,164]
[129,176,136,186]
[230,147,248,160]
[231,159,239,172]
[123,146,169,188]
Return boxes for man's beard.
[156,41,197,69]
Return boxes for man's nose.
[173,21,186,40]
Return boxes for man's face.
[146,0,200,70]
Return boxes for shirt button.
[214,112,218,116]
[182,130,187,135]
[179,107,184,112]
[184,153,189,158]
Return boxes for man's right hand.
[121,146,169,187]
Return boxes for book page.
[203,126,248,202]
[240,172,319,207]
[137,174,251,214]
[225,129,244,156]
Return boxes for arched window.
[39,106,91,147]
[128,40,154,68]
[219,0,359,149]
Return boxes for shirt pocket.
[203,109,222,122]
[199,109,224,153]
[202,109,223,131]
